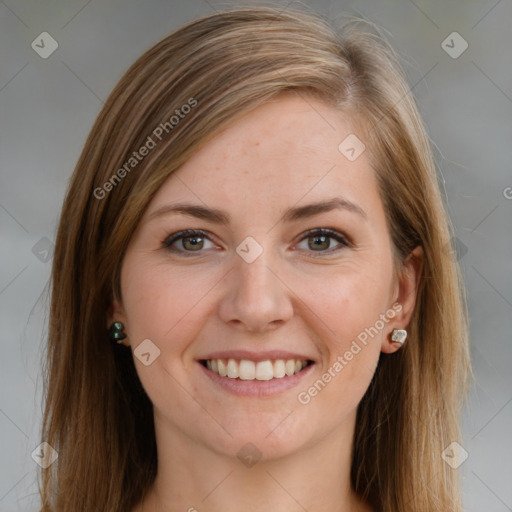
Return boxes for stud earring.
[391,329,407,346]
[109,321,127,345]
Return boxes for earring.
[109,321,127,345]
[391,328,407,346]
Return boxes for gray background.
[1,0,511,510]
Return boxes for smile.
[201,358,313,381]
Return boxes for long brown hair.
[39,6,470,511]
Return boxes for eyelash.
[161,228,351,257]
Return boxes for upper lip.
[198,350,315,363]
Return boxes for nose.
[218,248,294,333]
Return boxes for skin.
[110,93,423,512]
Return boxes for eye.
[294,228,350,255]
[162,228,351,257]
[162,229,217,254]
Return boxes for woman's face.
[114,94,420,460]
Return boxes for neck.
[135,409,371,512]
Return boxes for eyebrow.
[148,197,368,224]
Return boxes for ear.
[107,295,130,347]
[381,245,423,354]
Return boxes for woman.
[39,6,470,511]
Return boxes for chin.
[194,410,316,462]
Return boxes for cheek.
[292,263,391,405]
[120,259,219,356]
[307,264,392,347]
[120,260,220,420]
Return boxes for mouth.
[199,357,314,381]
[196,350,316,396]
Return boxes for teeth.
[285,359,296,376]
[239,360,255,380]
[204,358,309,380]
[227,358,239,378]
[255,360,274,381]
[273,359,286,378]
[218,359,227,377]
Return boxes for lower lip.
[198,361,315,397]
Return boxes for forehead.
[147,94,382,226]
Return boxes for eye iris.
[309,235,330,251]
[183,236,203,251]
